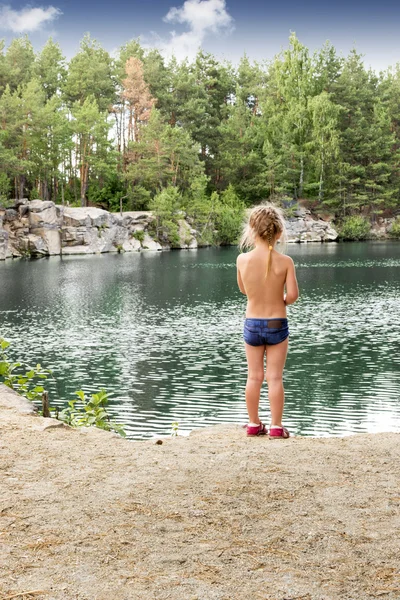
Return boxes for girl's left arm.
[236,256,247,295]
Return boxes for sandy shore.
[1,384,400,600]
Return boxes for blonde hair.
[239,202,287,277]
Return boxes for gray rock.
[28,200,59,228]
[27,233,48,256]
[122,238,141,252]
[0,228,11,260]
[0,383,37,415]
[4,209,19,222]
[141,233,162,251]
[36,228,61,255]
[324,227,339,241]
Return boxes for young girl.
[236,203,299,438]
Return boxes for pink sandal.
[246,422,268,436]
[269,426,290,439]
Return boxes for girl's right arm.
[284,257,299,305]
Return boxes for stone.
[122,239,141,252]
[4,208,19,222]
[28,200,59,228]
[27,233,48,256]
[40,418,69,431]
[0,228,11,260]
[62,207,91,228]
[141,233,162,251]
[36,228,61,255]
[324,226,339,241]
[0,383,37,415]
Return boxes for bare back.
[237,247,294,318]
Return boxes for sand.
[1,384,400,600]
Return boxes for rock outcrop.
[286,208,338,243]
[0,200,339,260]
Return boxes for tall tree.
[71,95,114,206]
[4,36,35,92]
[34,38,67,100]
[63,34,115,112]
[121,57,154,144]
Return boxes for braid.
[239,202,286,278]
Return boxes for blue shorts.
[243,318,289,347]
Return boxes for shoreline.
[1,384,400,599]
[0,201,339,261]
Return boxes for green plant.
[59,389,126,437]
[131,229,145,243]
[0,337,51,402]
[388,217,400,238]
[338,215,371,241]
[149,187,182,245]
[214,187,245,245]
[0,172,11,205]
[97,223,107,237]
[115,243,124,253]
[171,421,179,437]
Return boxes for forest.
[1,31,400,241]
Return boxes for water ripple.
[0,242,400,439]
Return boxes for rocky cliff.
[0,200,339,261]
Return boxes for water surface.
[1,242,399,438]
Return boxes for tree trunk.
[319,156,324,203]
[299,155,304,197]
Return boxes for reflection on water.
[1,241,400,439]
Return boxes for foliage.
[58,389,126,437]
[171,421,179,437]
[338,215,371,240]
[0,337,51,402]
[131,229,145,242]
[149,186,182,245]
[388,217,400,238]
[3,32,400,219]
[214,185,245,245]
[0,337,125,437]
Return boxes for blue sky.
[1,0,400,71]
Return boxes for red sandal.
[269,426,290,439]
[246,422,268,436]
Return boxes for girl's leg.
[265,338,289,427]
[244,343,266,424]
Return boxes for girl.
[236,203,299,438]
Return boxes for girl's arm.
[284,257,299,305]
[236,256,247,295]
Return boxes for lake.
[1,242,399,439]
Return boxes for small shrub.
[131,229,145,243]
[0,337,125,437]
[388,217,400,239]
[97,223,107,237]
[0,337,52,402]
[214,185,245,245]
[338,215,371,241]
[59,389,126,437]
[150,187,182,245]
[0,173,11,206]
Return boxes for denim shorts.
[243,318,289,347]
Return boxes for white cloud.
[159,0,234,61]
[0,4,62,33]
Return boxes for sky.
[1,0,400,71]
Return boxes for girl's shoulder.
[236,250,253,266]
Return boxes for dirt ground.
[1,385,400,600]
